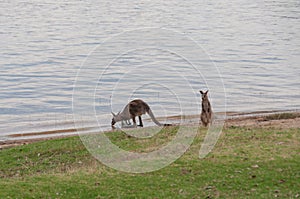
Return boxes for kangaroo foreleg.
[126,120,131,125]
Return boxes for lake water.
[1,0,299,141]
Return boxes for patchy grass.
[105,126,181,152]
[0,126,299,198]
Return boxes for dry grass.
[264,112,300,121]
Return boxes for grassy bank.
[1,125,299,198]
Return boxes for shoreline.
[1,111,299,150]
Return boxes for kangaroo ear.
[205,90,209,94]
[117,111,120,115]
[111,112,116,117]
[200,90,204,94]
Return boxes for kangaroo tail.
[147,109,172,126]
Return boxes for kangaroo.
[200,90,212,127]
[111,99,172,128]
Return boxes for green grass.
[1,126,299,198]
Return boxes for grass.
[264,112,300,121]
[0,126,299,198]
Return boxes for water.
[1,0,299,140]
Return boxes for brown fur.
[200,90,212,127]
[111,99,172,127]
[128,99,150,127]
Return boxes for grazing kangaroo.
[200,90,212,127]
[111,99,172,128]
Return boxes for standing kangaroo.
[200,90,212,127]
[111,99,172,128]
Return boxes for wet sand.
[1,111,299,150]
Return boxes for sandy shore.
[1,111,299,150]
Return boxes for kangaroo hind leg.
[132,116,137,128]
[138,116,143,127]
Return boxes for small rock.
[204,186,215,190]
[277,142,284,145]
[181,168,192,175]
[251,164,259,169]
[251,175,256,179]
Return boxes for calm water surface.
[0,0,299,140]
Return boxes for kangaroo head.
[111,111,121,126]
[200,90,209,101]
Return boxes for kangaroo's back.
[129,99,171,126]
[111,99,172,127]
[128,99,150,117]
